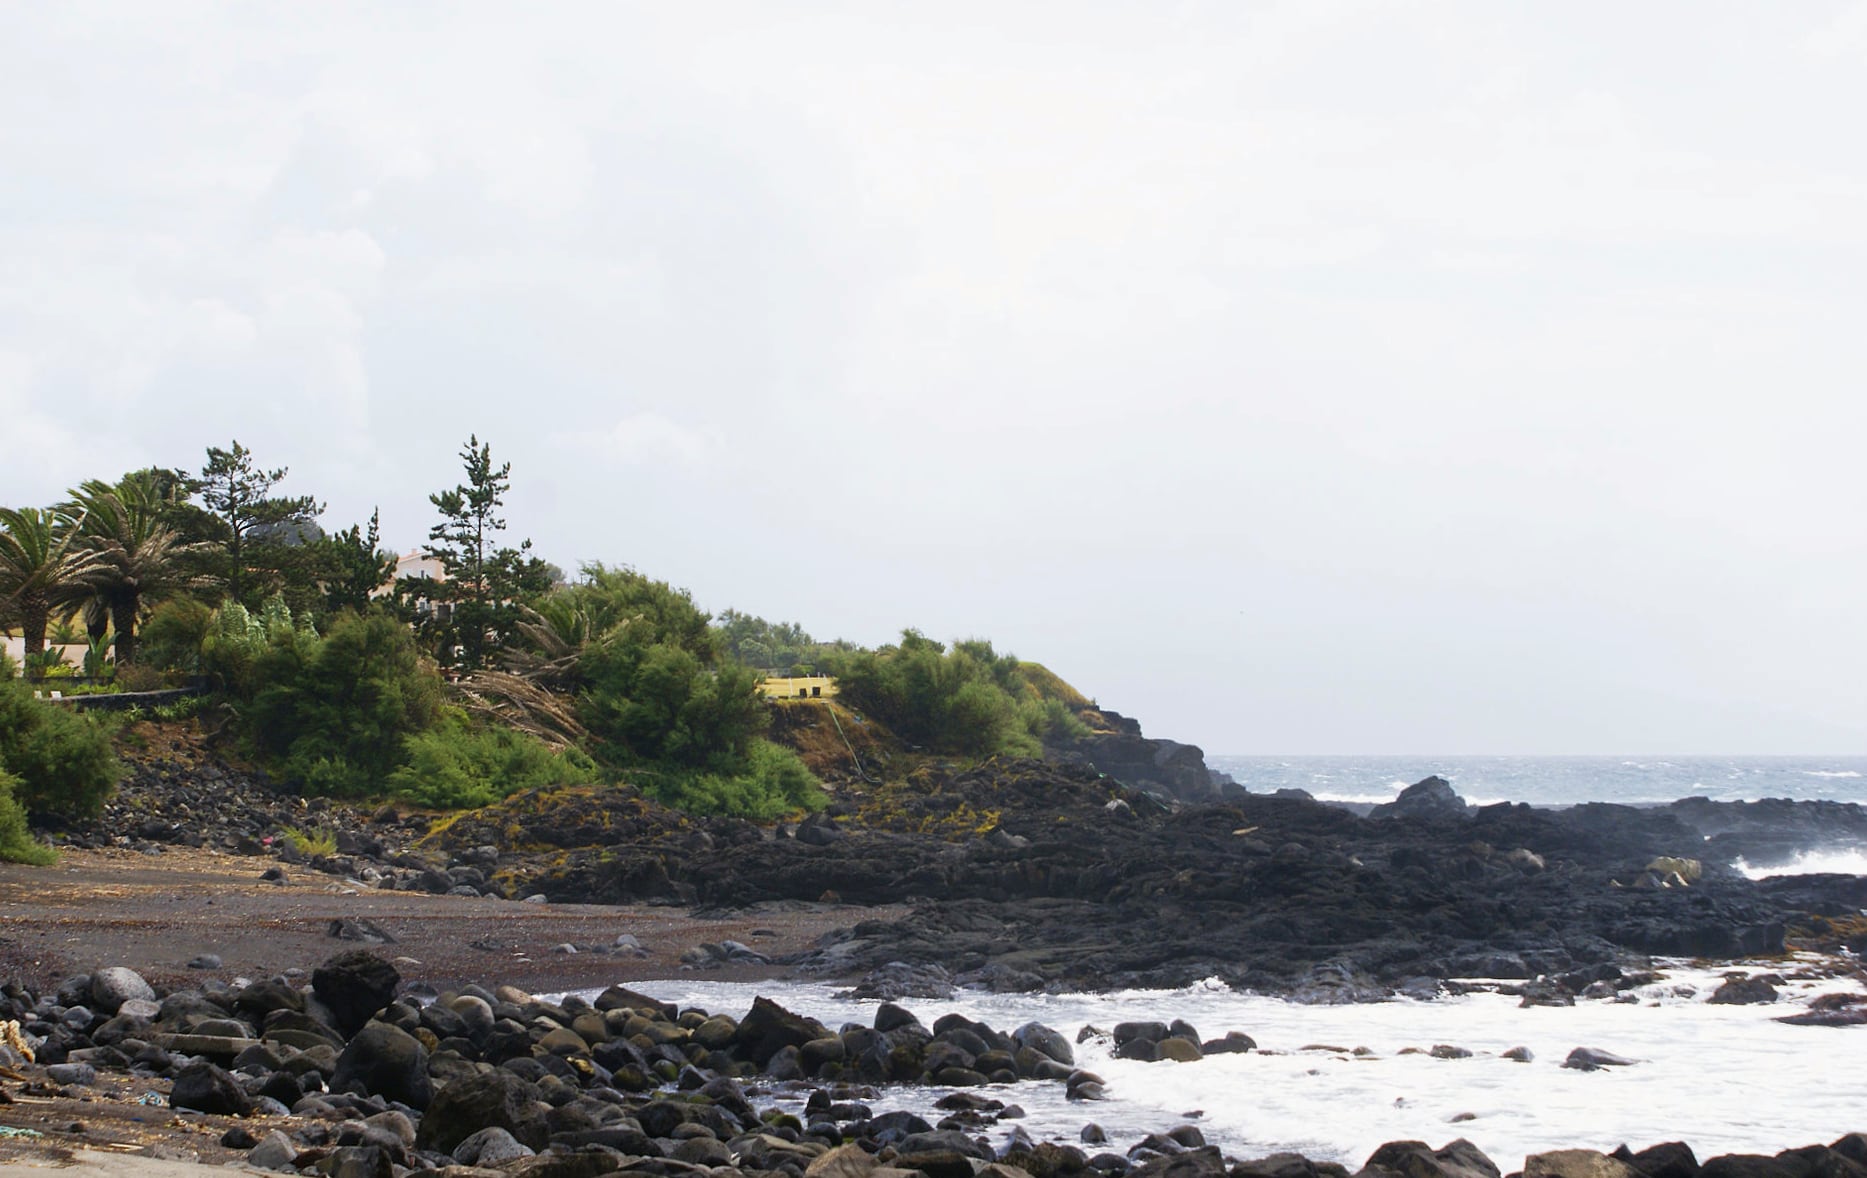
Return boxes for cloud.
[563,413,722,467]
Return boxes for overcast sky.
[5,2,1865,754]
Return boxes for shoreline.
[0,845,889,997]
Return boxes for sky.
[4,2,1866,755]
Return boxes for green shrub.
[138,598,214,674]
[642,739,825,820]
[0,677,121,821]
[388,716,598,809]
[823,631,1074,758]
[152,695,205,721]
[247,612,442,798]
[0,768,56,865]
[281,824,337,857]
[113,663,168,692]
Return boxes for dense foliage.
[387,715,599,810]
[0,767,55,865]
[713,610,850,674]
[0,660,121,830]
[824,631,1089,758]
[242,611,444,798]
[2,436,1161,829]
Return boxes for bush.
[247,612,442,798]
[0,768,56,865]
[388,716,598,810]
[138,598,214,674]
[113,663,168,692]
[824,631,1072,758]
[642,739,826,820]
[0,677,121,821]
[281,824,337,857]
[581,641,769,769]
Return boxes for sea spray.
[567,960,1867,1167]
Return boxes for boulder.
[1362,1139,1500,1178]
[1627,1142,1700,1178]
[1012,1022,1075,1067]
[170,1060,255,1117]
[1698,1157,1802,1178]
[1525,1151,1644,1178]
[332,1020,431,1110]
[1708,977,1778,1006]
[734,995,829,1066]
[248,1130,298,1172]
[1369,778,1469,822]
[454,1126,536,1166]
[808,1143,880,1178]
[416,1069,547,1154]
[88,967,155,1015]
[312,950,401,1037]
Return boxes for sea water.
[559,758,1867,1167]
[1207,755,1867,809]
[1211,754,1867,876]
[564,961,1867,1169]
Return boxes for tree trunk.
[110,594,139,666]
[19,599,47,659]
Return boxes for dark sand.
[0,844,894,995]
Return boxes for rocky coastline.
[30,723,1867,1002]
[3,951,1865,1178]
[5,725,1867,1174]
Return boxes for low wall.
[45,686,208,712]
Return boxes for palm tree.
[0,506,103,661]
[65,472,214,666]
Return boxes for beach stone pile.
[4,953,1867,1178]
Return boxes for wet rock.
[1708,976,1778,1006]
[1131,1146,1227,1178]
[1563,1047,1638,1071]
[1233,1154,1351,1178]
[842,962,957,1001]
[1525,1151,1645,1178]
[1698,1157,1802,1178]
[734,995,830,1066]
[1626,1142,1701,1178]
[1362,1139,1500,1178]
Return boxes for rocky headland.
[21,717,1867,1004]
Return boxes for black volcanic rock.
[1370,777,1469,822]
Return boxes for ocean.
[1208,754,1867,876]
[557,756,1867,1168]
[563,963,1867,1168]
[1205,754,1867,808]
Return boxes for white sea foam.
[563,960,1867,1168]
[1736,847,1867,878]
[1803,770,1863,779]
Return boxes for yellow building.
[760,675,837,700]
